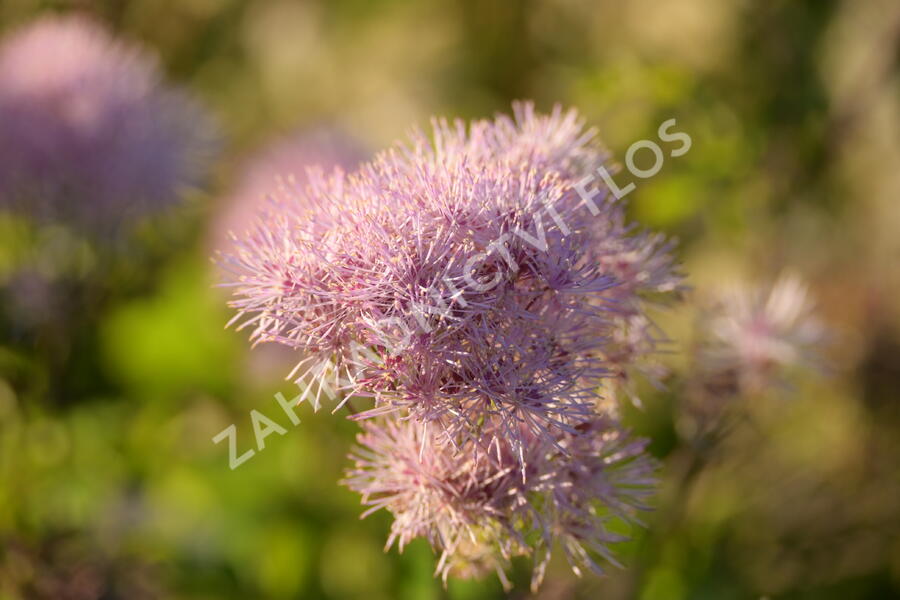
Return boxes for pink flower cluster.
[344,415,655,590]
[223,104,682,587]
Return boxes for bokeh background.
[1,0,899,598]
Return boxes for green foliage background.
[1,0,899,598]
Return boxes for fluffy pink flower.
[536,418,657,585]
[209,129,365,383]
[223,103,678,589]
[343,417,525,587]
[344,415,656,590]
[0,15,216,233]
[222,104,681,460]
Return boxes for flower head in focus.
[222,103,681,459]
[342,416,527,589]
[0,15,216,234]
[344,414,656,591]
[210,129,365,383]
[223,103,679,589]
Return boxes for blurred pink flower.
[696,273,828,396]
[0,15,216,234]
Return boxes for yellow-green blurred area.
[1,0,899,598]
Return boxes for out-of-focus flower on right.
[692,273,829,399]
